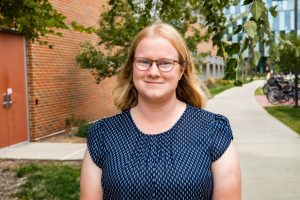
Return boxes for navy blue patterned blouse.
[87,104,233,200]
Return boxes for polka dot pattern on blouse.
[87,104,233,200]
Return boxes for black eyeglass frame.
[133,57,185,72]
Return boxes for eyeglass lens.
[134,57,176,72]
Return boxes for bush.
[76,123,91,138]
[206,77,217,88]
[65,114,86,129]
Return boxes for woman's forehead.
[134,36,179,58]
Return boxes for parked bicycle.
[267,82,300,105]
[262,76,289,95]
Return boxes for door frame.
[0,30,30,147]
[24,36,30,144]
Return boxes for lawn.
[207,79,254,97]
[254,87,264,96]
[265,106,300,135]
[206,79,234,97]
[13,162,81,200]
[208,83,235,97]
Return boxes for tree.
[277,32,300,107]
[278,33,300,73]
[0,0,94,47]
[77,0,278,85]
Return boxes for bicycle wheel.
[280,93,290,103]
[263,84,269,95]
[267,90,282,105]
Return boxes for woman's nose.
[147,62,161,76]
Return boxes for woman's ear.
[179,66,185,80]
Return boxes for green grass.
[208,83,235,97]
[207,79,255,97]
[14,162,81,200]
[265,106,300,135]
[255,87,264,96]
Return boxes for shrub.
[65,114,86,132]
[206,77,217,88]
[76,123,91,138]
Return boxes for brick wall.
[27,0,118,139]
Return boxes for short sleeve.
[87,120,106,169]
[210,114,233,162]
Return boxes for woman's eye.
[142,60,151,64]
[138,59,150,64]
[159,60,172,66]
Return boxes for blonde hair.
[113,22,206,110]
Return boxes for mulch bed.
[0,130,85,199]
[38,131,86,143]
[0,160,26,200]
[0,160,81,200]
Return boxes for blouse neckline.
[127,103,189,138]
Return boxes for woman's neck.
[132,95,185,124]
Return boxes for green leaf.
[241,38,250,53]
[224,58,238,80]
[234,80,243,86]
[244,21,257,38]
[294,47,299,57]
[269,6,278,17]
[56,32,63,37]
[233,25,243,35]
[227,58,238,69]
[109,0,115,5]
[228,43,241,55]
[251,50,261,66]
[251,1,265,21]
[243,0,253,6]
[253,35,260,44]
[217,47,224,57]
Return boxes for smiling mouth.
[145,81,163,84]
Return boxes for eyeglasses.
[133,57,182,72]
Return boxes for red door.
[0,32,28,148]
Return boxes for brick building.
[1,0,117,148]
[26,0,118,140]
[0,1,224,148]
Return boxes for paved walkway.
[206,80,300,200]
[0,142,86,161]
[1,80,299,199]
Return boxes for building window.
[285,10,291,30]
[219,65,223,77]
[202,64,206,81]
[210,64,214,77]
[235,6,240,14]
[273,15,280,31]
[259,41,264,56]
[298,10,300,31]
[227,34,232,41]
[225,8,230,15]
[216,65,220,78]
[238,33,243,42]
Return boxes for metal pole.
[295,0,299,107]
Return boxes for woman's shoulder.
[187,104,229,124]
[90,110,129,132]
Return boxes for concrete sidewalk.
[206,80,300,200]
[1,80,299,199]
[0,142,86,161]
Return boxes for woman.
[80,22,241,200]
